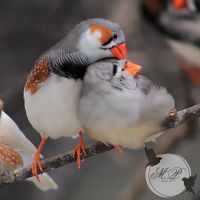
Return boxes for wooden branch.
[1,103,200,185]
[2,142,114,184]
[162,103,200,129]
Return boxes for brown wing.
[25,57,50,95]
[0,143,23,171]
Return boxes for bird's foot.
[168,108,177,120]
[72,143,87,169]
[32,135,46,182]
[32,152,43,182]
[72,132,87,169]
[114,145,124,154]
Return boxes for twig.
[162,103,200,129]
[1,103,200,185]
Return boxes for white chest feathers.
[24,74,83,139]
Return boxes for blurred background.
[0,0,200,199]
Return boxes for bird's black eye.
[102,33,117,47]
[112,33,118,40]
[112,64,118,76]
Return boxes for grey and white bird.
[78,59,175,149]
[142,0,200,85]
[0,100,58,191]
[24,18,129,180]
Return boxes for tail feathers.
[20,153,57,191]
[27,173,58,191]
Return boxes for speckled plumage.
[25,57,50,94]
[0,142,23,171]
[0,111,58,191]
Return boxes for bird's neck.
[46,49,90,80]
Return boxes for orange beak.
[124,61,141,77]
[110,43,128,59]
[173,0,186,9]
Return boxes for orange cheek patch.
[89,24,112,45]
[0,143,23,171]
[25,57,50,95]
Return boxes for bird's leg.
[32,134,47,182]
[72,131,87,169]
[168,107,177,120]
[114,145,124,154]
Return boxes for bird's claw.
[32,152,43,182]
[72,143,87,169]
[114,145,124,154]
[168,108,177,119]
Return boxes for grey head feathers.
[83,59,126,83]
[85,18,125,45]
[41,18,125,80]
[83,59,137,93]
[50,18,124,51]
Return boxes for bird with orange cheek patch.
[0,100,57,191]
[24,18,134,181]
[142,0,200,86]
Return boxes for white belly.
[24,74,82,139]
[168,39,200,67]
